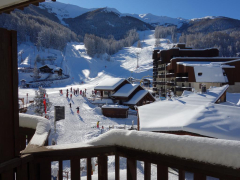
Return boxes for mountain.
[39,0,95,25]
[62,8,153,40]
[180,16,240,33]
[125,13,189,28]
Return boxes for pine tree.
[155,38,160,47]
[33,64,40,81]
[34,87,52,116]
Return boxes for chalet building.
[39,64,63,76]
[138,85,240,140]
[153,43,240,96]
[94,78,155,108]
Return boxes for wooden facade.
[102,107,129,118]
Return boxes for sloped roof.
[94,78,126,91]
[177,61,234,83]
[112,84,139,97]
[123,90,149,105]
[39,64,62,71]
[138,85,240,141]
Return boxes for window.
[104,91,108,95]
[198,72,202,76]
[189,83,191,87]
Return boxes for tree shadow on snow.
[78,114,84,122]
[70,108,74,115]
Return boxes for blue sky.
[58,0,240,20]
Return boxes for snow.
[48,129,240,169]
[112,84,139,97]
[94,78,125,90]
[19,113,50,146]
[125,13,189,28]
[139,86,240,141]
[102,105,129,109]
[123,90,149,105]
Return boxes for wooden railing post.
[71,158,80,180]
[144,162,151,180]
[157,164,168,180]
[98,156,108,180]
[87,157,92,180]
[127,158,136,180]
[39,160,51,180]
[115,155,120,180]
[178,169,185,180]
[194,173,206,180]
[58,160,63,180]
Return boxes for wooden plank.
[59,160,63,180]
[28,161,35,180]
[16,166,22,180]
[116,146,240,179]
[115,155,120,180]
[0,28,15,164]
[39,161,51,180]
[71,158,80,180]
[144,162,151,180]
[194,173,206,180]
[157,164,168,180]
[98,156,108,180]
[87,158,91,180]
[127,158,136,180]
[178,169,185,180]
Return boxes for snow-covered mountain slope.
[125,13,189,28]
[39,0,95,25]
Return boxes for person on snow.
[97,121,100,128]
[70,94,72,99]
[66,93,68,98]
[69,103,71,108]
[80,90,82,95]
[70,87,72,92]
[76,107,79,114]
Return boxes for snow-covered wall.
[48,129,240,169]
[19,113,50,146]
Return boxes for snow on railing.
[49,129,240,169]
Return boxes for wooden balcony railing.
[1,130,240,180]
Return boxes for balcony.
[2,130,240,180]
[176,77,189,82]
[176,87,192,91]
[158,81,166,85]
[153,87,158,91]
[166,73,175,78]
[153,68,158,72]
[158,67,165,71]
[158,74,165,78]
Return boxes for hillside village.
[1,0,240,180]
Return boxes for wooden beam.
[157,164,168,180]
[144,161,151,180]
[87,158,91,180]
[127,158,136,180]
[98,155,108,180]
[71,158,80,180]
[115,155,120,180]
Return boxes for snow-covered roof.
[19,113,50,146]
[112,84,139,97]
[47,129,240,169]
[94,78,126,91]
[123,90,149,105]
[102,105,129,109]
[138,86,240,141]
[39,64,62,71]
[176,61,232,83]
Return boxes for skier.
[70,94,72,99]
[76,107,79,114]
[69,103,71,108]
[66,92,68,98]
[80,90,82,95]
[97,121,100,128]
[85,88,87,93]
[70,87,72,92]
